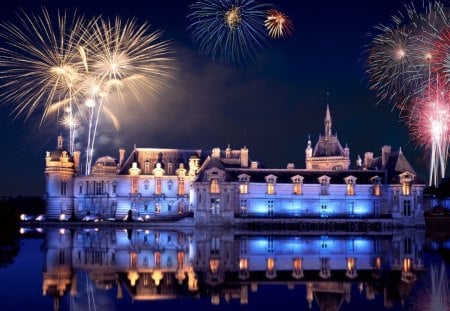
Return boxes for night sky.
[0,0,428,196]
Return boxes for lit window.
[291,176,303,195]
[155,202,161,214]
[240,199,247,215]
[155,177,162,195]
[373,184,381,196]
[210,259,220,274]
[403,257,412,273]
[211,198,220,215]
[178,177,185,196]
[267,179,275,195]
[131,178,138,194]
[293,182,302,195]
[210,179,220,194]
[239,182,248,194]
[345,176,356,196]
[402,181,411,196]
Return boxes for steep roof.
[312,135,346,157]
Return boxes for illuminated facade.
[45,106,426,225]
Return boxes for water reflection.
[35,227,437,310]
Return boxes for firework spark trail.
[265,9,293,39]
[408,77,450,186]
[188,0,269,66]
[0,9,175,175]
[0,8,91,154]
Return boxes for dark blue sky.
[0,0,430,196]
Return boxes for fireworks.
[187,0,269,66]
[265,9,293,38]
[367,1,450,185]
[408,77,450,186]
[0,8,175,175]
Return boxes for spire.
[324,104,332,139]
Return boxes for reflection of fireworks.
[265,9,293,39]
[188,0,269,66]
[408,77,450,186]
[409,262,450,311]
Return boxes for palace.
[45,106,426,226]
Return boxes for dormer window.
[400,172,414,196]
[370,176,382,196]
[291,175,304,195]
[238,174,250,194]
[344,176,357,196]
[210,179,220,194]
[265,175,277,195]
[318,176,330,195]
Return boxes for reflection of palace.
[45,106,425,225]
[42,228,425,310]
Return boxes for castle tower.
[305,106,350,170]
[45,135,75,220]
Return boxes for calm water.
[0,226,449,311]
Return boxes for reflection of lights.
[403,257,412,272]
[292,258,304,279]
[59,228,65,235]
[375,257,382,270]
[19,228,26,234]
[346,257,357,279]
[59,214,66,221]
[239,258,248,271]
[266,258,277,279]
[209,259,220,274]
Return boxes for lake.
[0,226,449,311]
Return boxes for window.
[402,181,411,196]
[210,179,220,194]
[238,174,250,194]
[373,184,381,196]
[94,181,103,195]
[167,162,173,175]
[291,176,303,195]
[168,180,173,191]
[61,181,67,195]
[319,176,330,195]
[209,259,220,274]
[155,177,162,195]
[346,181,355,196]
[144,180,149,190]
[403,200,411,216]
[267,178,275,195]
[131,178,138,194]
[78,184,83,195]
[373,200,380,216]
[268,200,274,216]
[178,177,185,196]
[239,182,248,194]
[144,161,150,174]
[211,198,220,215]
[344,176,356,196]
[240,199,247,215]
[112,182,117,194]
[155,202,161,214]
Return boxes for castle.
[45,106,426,226]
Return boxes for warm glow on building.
[239,183,248,194]
[239,258,248,271]
[155,177,162,195]
[178,177,185,196]
[375,257,382,270]
[403,257,412,273]
[346,183,355,196]
[402,181,411,195]
[293,258,302,271]
[293,182,302,195]
[267,257,275,271]
[155,251,161,268]
[131,178,138,194]
[373,184,381,196]
[210,179,220,194]
[130,252,137,269]
[267,182,275,195]
[209,258,220,274]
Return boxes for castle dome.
[92,156,119,174]
[94,156,119,167]
[48,135,73,162]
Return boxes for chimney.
[287,163,295,169]
[212,147,220,158]
[240,146,249,168]
[251,161,258,169]
[364,152,373,168]
[73,151,80,172]
[119,148,125,167]
[381,146,391,168]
